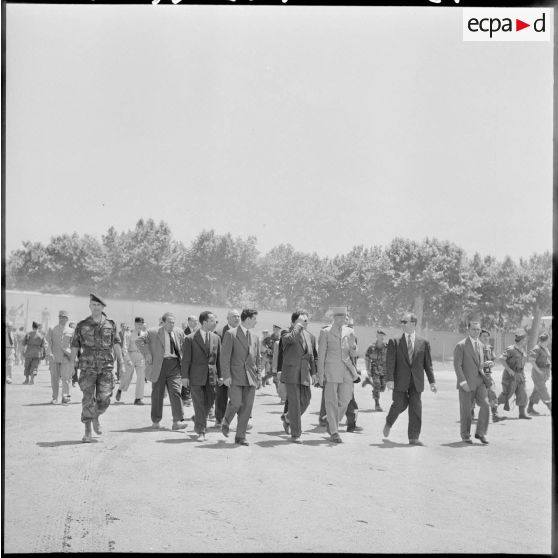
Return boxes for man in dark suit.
[453,321,490,444]
[220,308,262,446]
[181,311,221,441]
[280,310,318,443]
[183,315,198,336]
[135,312,187,431]
[214,309,241,427]
[383,312,437,446]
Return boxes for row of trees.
[7,219,552,340]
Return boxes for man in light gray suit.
[135,312,187,431]
[220,308,262,446]
[317,306,359,443]
[453,321,490,444]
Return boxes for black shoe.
[281,414,290,435]
[475,434,489,444]
[347,425,363,433]
[134,399,144,405]
[503,400,510,411]
[115,390,122,402]
[409,439,424,446]
[221,422,230,438]
[462,438,473,444]
[235,438,249,446]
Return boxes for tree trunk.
[527,304,542,351]
[413,294,424,334]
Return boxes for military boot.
[374,399,383,412]
[527,402,540,415]
[92,417,103,434]
[503,399,510,411]
[82,421,93,443]
[518,406,532,419]
[492,409,502,422]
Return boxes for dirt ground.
[2,361,553,554]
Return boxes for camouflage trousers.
[363,372,386,399]
[78,367,114,423]
[497,370,527,408]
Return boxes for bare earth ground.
[3,362,552,554]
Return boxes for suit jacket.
[184,326,197,335]
[220,326,261,387]
[317,324,357,383]
[453,337,485,390]
[181,329,221,386]
[135,326,185,383]
[386,334,435,392]
[280,326,317,385]
[218,323,231,340]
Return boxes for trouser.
[214,384,229,422]
[372,372,386,400]
[386,378,423,440]
[276,372,287,401]
[224,385,255,441]
[78,367,114,423]
[498,370,528,408]
[459,383,489,439]
[24,357,40,378]
[120,351,146,399]
[180,385,192,401]
[346,396,359,428]
[5,348,14,381]
[320,386,327,420]
[191,380,216,434]
[285,383,312,438]
[323,381,353,435]
[529,369,551,405]
[151,358,184,423]
[50,360,72,400]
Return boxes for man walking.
[22,321,47,385]
[181,311,221,441]
[479,329,502,422]
[70,294,125,442]
[280,310,318,443]
[453,321,490,444]
[527,332,552,415]
[135,312,188,431]
[364,329,388,412]
[317,307,359,443]
[214,309,241,427]
[46,310,74,404]
[116,317,147,405]
[220,309,262,446]
[383,313,437,446]
[5,322,15,384]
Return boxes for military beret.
[32,321,40,329]
[514,328,527,340]
[539,332,549,341]
[330,306,348,316]
[134,317,145,324]
[90,293,106,307]
[273,324,281,329]
[58,310,69,318]
[377,328,386,335]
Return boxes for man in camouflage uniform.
[479,329,502,422]
[496,328,531,420]
[363,328,388,412]
[262,325,281,386]
[527,332,551,415]
[70,294,125,442]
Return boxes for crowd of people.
[3,294,552,445]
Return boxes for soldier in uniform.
[70,294,125,442]
[5,322,15,384]
[496,328,531,419]
[526,332,552,415]
[46,310,74,405]
[363,329,388,412]
[479,329,502,422]
[22,321,48,384]
[262,325,281,387]
[116,317,147,405]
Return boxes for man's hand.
[484,360,494,368]
[386,381,394,390]
[311,374,318,386]
[181,378,189,388]
[430,383,438,393]
[223,377,232,387]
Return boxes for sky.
[3,3,554,262]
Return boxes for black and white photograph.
[1,0,554,553]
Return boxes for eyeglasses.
[400,320,408,324]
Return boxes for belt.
[164,356,178,360]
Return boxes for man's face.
[480,332,490,345]
[89,301,104,315]
[333,314,346,327]
[295,314,309,330]
[400,315,416,334]
[188,319,197,329]
[273,327,281,337]
[376,334,385,345]
[517,336,527,349]
[227,311,241,328]
[468,323,481,340]
[243,315,257,330]
[202,314,217,332]
[135,322,143,332]
[163,316,175,333]
[58,315,69,326]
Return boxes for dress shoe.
[291,436,302,444]
[347,425,364,433]
[235,438,249,446]
[475,434,489,444]
[221,422,230,438]
[462,438,473,444]
[134,399,144,405]
[330,433,343,443]
[281,414,291,435]
[197,433,206,442]
[382,423,391,438]
[62,396,71,405]
[82,434,93,443]
[115,389,122,402]
[152,422,161,429]
[503,400,510,411]
[172,420,188,430]
[318,417,327,427]
[92,418,102,435]
[409,439,424,446]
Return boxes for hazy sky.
[4,4,554,261]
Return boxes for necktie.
[246,330,252,346]
[205,332,210,350]
[407,335,413,362]
[301,331,308,352]
[169,332,178,357]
